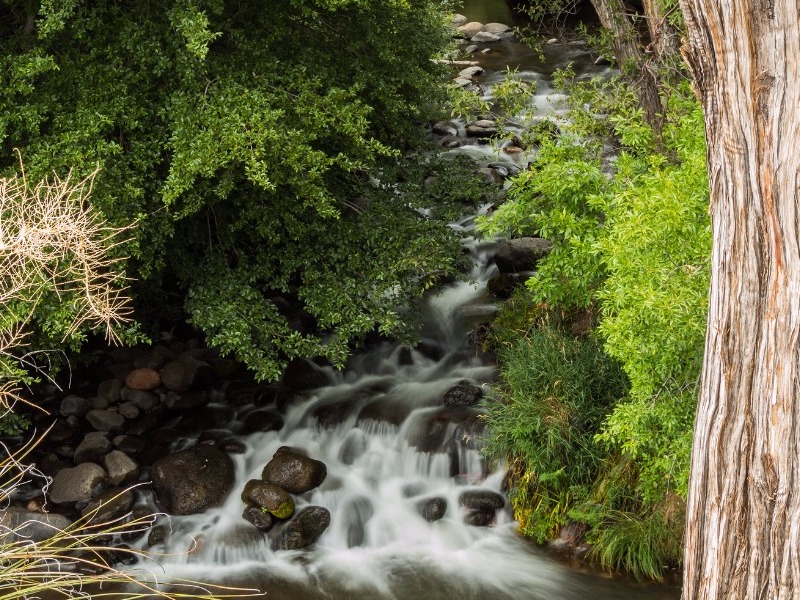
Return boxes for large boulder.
[49,463,107,507]
[241,480,295,519]
[261,448,327,494]
[242,505,274,532]
[270,506,331,551]
[160,356,213,392]
[458,21,484,38]
[60,395,92,417]
[151,446,234,515]
[493,237,553,273]
[85,409,126,433]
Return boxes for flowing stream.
[133,4,681,598]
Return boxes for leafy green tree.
[0,0,482,380]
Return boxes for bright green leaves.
[167,1,220,60]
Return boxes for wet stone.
[60,395,92,417]
[416,497,447,522]
[243,505,274,532]
[459,489,506,512]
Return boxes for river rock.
[85,409,126,433]
[471,31,500,43]
[484,22,511,34]
[74,432,112,464]
[270,506,331,551]
[242,505,275,532]
[342,496,373,548]
[0,507,73,542]
[432,121,458,136]
[121,388,159,411]
[443,383,484,407]
[416,497,447,522]
[97,379,122,403]
[241,480,295,519]
[281,358,329,391]
[458,66,483,79]
[493,237,553,273]
[125,368,161,391]
[262,449,327,494]
[452,13,467,27]
[458,22,484,38]
[243,409,284,432]
[487,272,527,299]
[459,489,506,512]
[466,124,497,138]
[134,345,177,370]
[163,390,209,410]
[49,463,107,507]
[160,356,212,392]
[104,450,139,486]
[118,401,140,419]
[464,509,494,527]
[151,445,234,515]
[60,395,92,417]
[81,488,135,524]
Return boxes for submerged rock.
[459,489,506,512]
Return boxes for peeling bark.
[679,1,800,598]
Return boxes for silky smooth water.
[131,9,680,598]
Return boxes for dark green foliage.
[0,0,475,379]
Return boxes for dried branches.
[0,162,133,414]
[0,165,133,342]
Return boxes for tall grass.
[482,309,628,542]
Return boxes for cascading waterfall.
[128,16,679,599]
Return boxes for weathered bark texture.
[679,1,800,599]
[589,0,665,138]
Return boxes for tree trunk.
[679,1,800,598]
[641,0,680,66]
[589,0,664,140]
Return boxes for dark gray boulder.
[464,509,493,527]
[151,446,234,515]
[270,506,331,551]
[160,356,213,392]
[493,237,553,273]
[243,409,285,433]
[85,409,126,433]
[74,432,112,464]
[281,358,329,391]
[60,395,92,417]
[81,488,135,524]
[261,449,327,494]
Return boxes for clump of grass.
[587,505,684,581]
[482,308,628,542]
